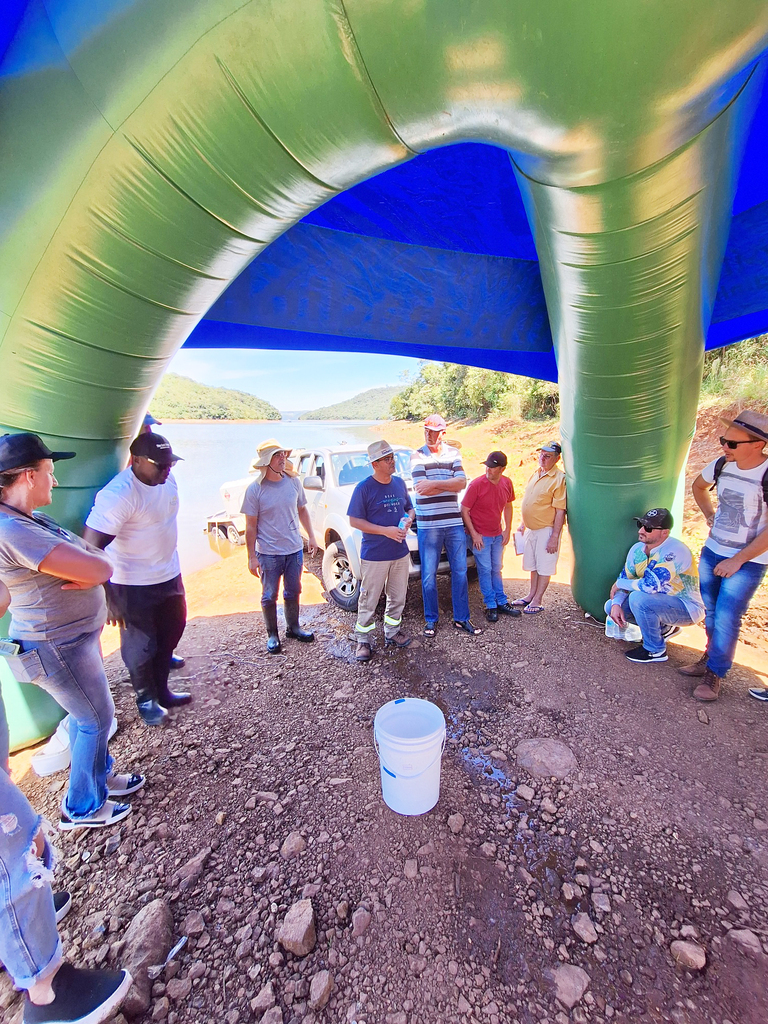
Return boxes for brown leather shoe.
[693,670,722,701]
[355,641,372,663]
[678,654,708,677]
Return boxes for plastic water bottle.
[398,514,410,531]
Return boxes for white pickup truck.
[209,443,473,611]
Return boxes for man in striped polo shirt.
[411,414,481,638]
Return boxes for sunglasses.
[637,524,659,531]
[146,457,177,467]
[719,436,758,449]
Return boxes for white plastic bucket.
[374,697,446,816]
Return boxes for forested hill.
[300,385,403,420]
[152,373,280,420]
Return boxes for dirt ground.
[6,406,768,1024]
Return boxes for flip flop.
[523,604,544,615]
[423,623,437,637]
[511,598,531,607]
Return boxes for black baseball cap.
[129,432,182,464]
[634,507,673,530]
[0,432,76,474]
[483,451,508,468]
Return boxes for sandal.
[454,619,482,636]
[511,598,531,607]
[523,604,544,615]
[423,622,437,638]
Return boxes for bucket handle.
[374,732,446,780]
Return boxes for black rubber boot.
[158,684,192,708]
[284,599,314,643]
[263,601,282,653]
[136,691,168,726]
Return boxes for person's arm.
[414,475,465,496]
[460,505,484,551]
[38,543,113,587]
[713,527,768,578]
[545,507,566,554]
[245,514,260,577]
[502,501,513,545]
[691,473,716,528]
[297,505,318,556]
[81,526,116,551]
[0,578,10,617]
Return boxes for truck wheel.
[322,542,360,611]
[226,524,241,545]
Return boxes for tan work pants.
[355,555,410,641]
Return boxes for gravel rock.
[261,1008,283,1024]
[309,970,334,1009]
[727,890,749,913]
[352,906,372,937]
[448,813,465,833]
[251,982,276,1016]
[517,784,535,802]
[572,913,598,944]
[548,964,591,1008]
[121,899,174,1017]
[173,847,211,893]
[280,831,306,859]
[277,899,316,956]
[671,940,707,970]
[404,859,419,879]
[516,738,578,779]
[182,911,205,937]
[165,977,192,1001]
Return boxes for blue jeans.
[473,535,508,608]
[417,525,470,624]
[604,592,695,655]
[18,630,114,820]
[699,545,767,677]
[257,550,303,605]
[0,694,61,988]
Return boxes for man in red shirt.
[461,451,521,622]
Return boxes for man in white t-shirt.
[83,433,190,725]
[680,410,768,701]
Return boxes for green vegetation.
[300,385,404,420]
[391,336,768,423]
[152,373,280,420]
[700,335,767,405]
[391,362,559,422]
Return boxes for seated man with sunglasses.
[83,432,191,726]
[606,507,704,666]
[680,410,768,701]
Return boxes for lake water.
[160,420,383,574]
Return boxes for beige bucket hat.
[249,439,296,476]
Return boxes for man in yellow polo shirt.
[513,441,567,614]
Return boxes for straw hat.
[249,439,296,476]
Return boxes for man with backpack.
[680,410,768,701]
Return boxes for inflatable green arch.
[2,0,768,628]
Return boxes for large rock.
[121,899,174,1017]
[309,970,334,1009]
[728,929,763,958]
[280,832,306,859]
[572,912,598,944]
[671,940,707,970]
[277,899,316,956]
[515,738,577,779]
[548,964,590,1009]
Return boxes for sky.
[166,348,427,413]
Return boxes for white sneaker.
[31,715,118,777]
[59,799,131,831]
